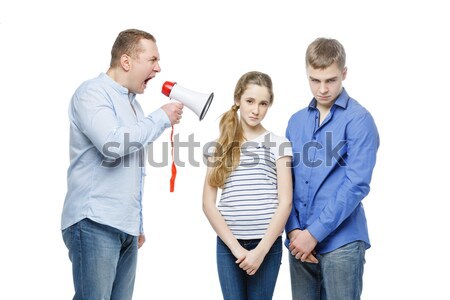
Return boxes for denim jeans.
[289,241,366,300]
[216,236,282,300]
[62,218,138,300]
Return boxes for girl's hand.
[231,245,248,263]
[237,248,265,276]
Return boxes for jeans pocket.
[266,237,283,257]
[216,236,232,255]
[62,226,73,249]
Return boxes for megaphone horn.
[161,81,214,121]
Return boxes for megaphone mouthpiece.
[161,81,176,97]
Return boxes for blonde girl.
[203,71,301,300]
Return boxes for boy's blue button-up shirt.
[285,89,379,254]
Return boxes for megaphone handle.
[170,125,177,192]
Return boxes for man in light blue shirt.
[61,29,183,300]
[285,38,379,300]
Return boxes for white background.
[0,0,449,299]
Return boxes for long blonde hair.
[208,71,274,188]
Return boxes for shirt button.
[305,181,309,184]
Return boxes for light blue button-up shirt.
[285,88,379,254]
[61,73,171,236]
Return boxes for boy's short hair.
[306,38,346,70]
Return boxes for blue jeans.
[62,218,138,300]
[289,241,366,300]
[216,236,282,300]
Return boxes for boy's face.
[306,62,347,110]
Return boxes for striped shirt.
[218,131,292,239]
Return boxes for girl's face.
[236,84,271,129]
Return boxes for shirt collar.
[308,88,350,110]
[99,72,130,96]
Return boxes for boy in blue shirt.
[285,37,379,300]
